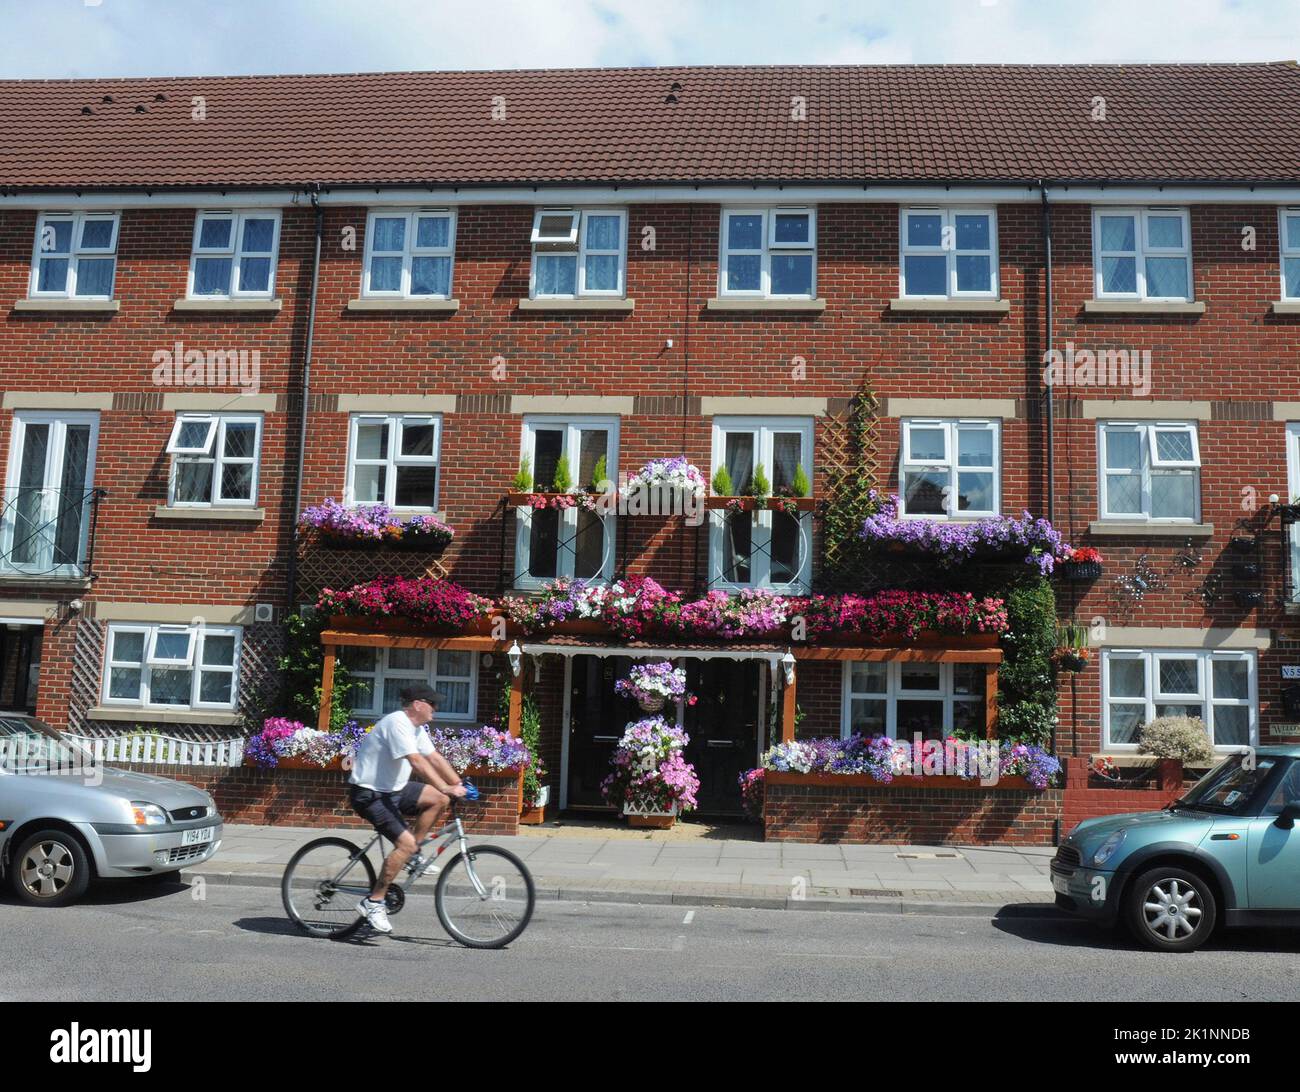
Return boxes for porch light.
[781,650,796,685]
[508,641,523,677]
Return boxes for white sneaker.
[356,897,393,934]
[407,854,439,877]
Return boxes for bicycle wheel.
[282,837,377,939]
[435,845,535,949]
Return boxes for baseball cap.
[399,683,440,706]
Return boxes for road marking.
[682,910,695,925]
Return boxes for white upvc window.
[899,418,1000,518]
[103,622,241,710]
[718,207,816,298]
[362,209,456,298]
[343,645,477,722]
[709,417,813,592]
[1280,208,1300,299]
[1288,423,1300,601]
[1093,207,1193,301]
[345,414,440,510]
[1098,421,1201,522]
[165,413,262,507]
[514,416,618,587]
[529,208,627,298]
[29,211,120,299]
[187,210,281,298]
[1102,649,1256,751]
[841,661,988,740]
[899,207,997,298]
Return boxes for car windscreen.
[0,722,98,774]
[1177,754,1277,813]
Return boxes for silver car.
[0,715,224,906]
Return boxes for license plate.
[181,826,214,846]
[1051,871,1071,895]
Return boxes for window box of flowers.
[427,724,532,777]
[615,660,696,713]
[1059,546,1103,582]
[704,463,814,512]
[245,718,366,770]
[319,577,495,634]
[299,499,454,553]
[505,454,612,513]
[601,717,700,828]
[623,456,706,513]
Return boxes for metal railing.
[0,486,106,579]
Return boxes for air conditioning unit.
[254,603,275,623]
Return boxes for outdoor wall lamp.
[781,650,796,685]
[508,641,523,677]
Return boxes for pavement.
[191,818,1058,915]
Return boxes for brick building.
[3,64,1300,820]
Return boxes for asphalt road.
[3,879,1299,1001]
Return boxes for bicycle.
[281,782,535,949]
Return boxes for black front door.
[683,660,763,815]
[566,654,638,808]
[0,625,39,714]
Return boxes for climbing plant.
[277,610,354,732]
[819,378,882,592]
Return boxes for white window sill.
[347,298,460,312]
[0,571,93,589]
[86,706,243,726]
[517,297,635,312]
[1088,520,1214,537]
[1271,300,1300,315]
[13,298,120,312]
[706,297,826,312]
[153,506,265,522]
[173,298,283,312]
[1083,299,1205,315]
[889,298,1010,314]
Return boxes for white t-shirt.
[348,710,436,792]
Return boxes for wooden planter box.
[763,770,1038,791]
[246,754,344,772]
[702,495,816,512]
[520,784,550,824]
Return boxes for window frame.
[102,622,242,711]
[708,416,814,592]
[343,645,479,723]
[717,207,817,300]
[898,206,998,299]
[1101,648,1257,752]
[344,413,442,511]
[528,208,627,299]
[1092,206,1193,302]
[1280,207,1300,300]
[361,208,457,300]
[898,417,1001,519]
[186,209,282,300]
[513,415,620,588]
[165,412,263,508]
[1097,420,1201,523]
[28,211,121,300]
[840,661,988,739]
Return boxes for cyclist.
[346,683,467,933]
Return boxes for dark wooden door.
[0,626,38,714]
[566,654,638,808]
[683,660,762,815]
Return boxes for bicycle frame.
[329,807,488,898]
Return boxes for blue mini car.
[1053,746,1300,951]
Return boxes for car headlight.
[1092,829,1127,867]
[129,801,168,827]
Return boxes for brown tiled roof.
[3,63,1300,190]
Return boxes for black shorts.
[347,782,425,841]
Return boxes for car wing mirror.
[1274,802,1300,829]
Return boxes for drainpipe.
[1039,183,1055,525]
[286,185,324,612]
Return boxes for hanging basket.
[1055,651,1090,673]
[637,694,667,713]
[1060,560,1102,582]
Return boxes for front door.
[683,660,763,815]
[565,654,638,809]
[0,624,40,714]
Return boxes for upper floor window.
[363,209,456,298]
[1280,208,1300,299]
[345,414,440,509]
[709,417,813,591]
[188,210,280,298]
[1103,649,1255,751]
[29,211,119,299]
[1098,421,1200,522]
[103,622,241,710]
[899,418,999,518]
[899,207,997,298]
[718,207,816,298]
[1093,207,1192,301]
[514,416,617,586]
[530,209,626,298]
[165,413,262,507]
[343,646,477,722]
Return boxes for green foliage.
[498,671,545,806]
[791,463,810,498]
[589,454,608,491]
[997,580,1058,747]
[277,611,353,732]
[1057,621,1090,651]
[711,465,734,496]
[551,454,572,493]
[512,455,533,493]
[1139,716,1215,764]
[750,462,771,498]
[820,380,882,592]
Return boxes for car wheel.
[1124,866,1217,952]
[10,829,92,907]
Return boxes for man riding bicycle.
[346,683,468,934]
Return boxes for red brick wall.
[1060,756,1183,831]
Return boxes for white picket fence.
[66,733,246,768]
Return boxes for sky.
[0,0,1296,79]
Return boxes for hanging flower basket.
[1060,560,1102,581]
[637,694,667,713]
[1055,650,1091,673]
